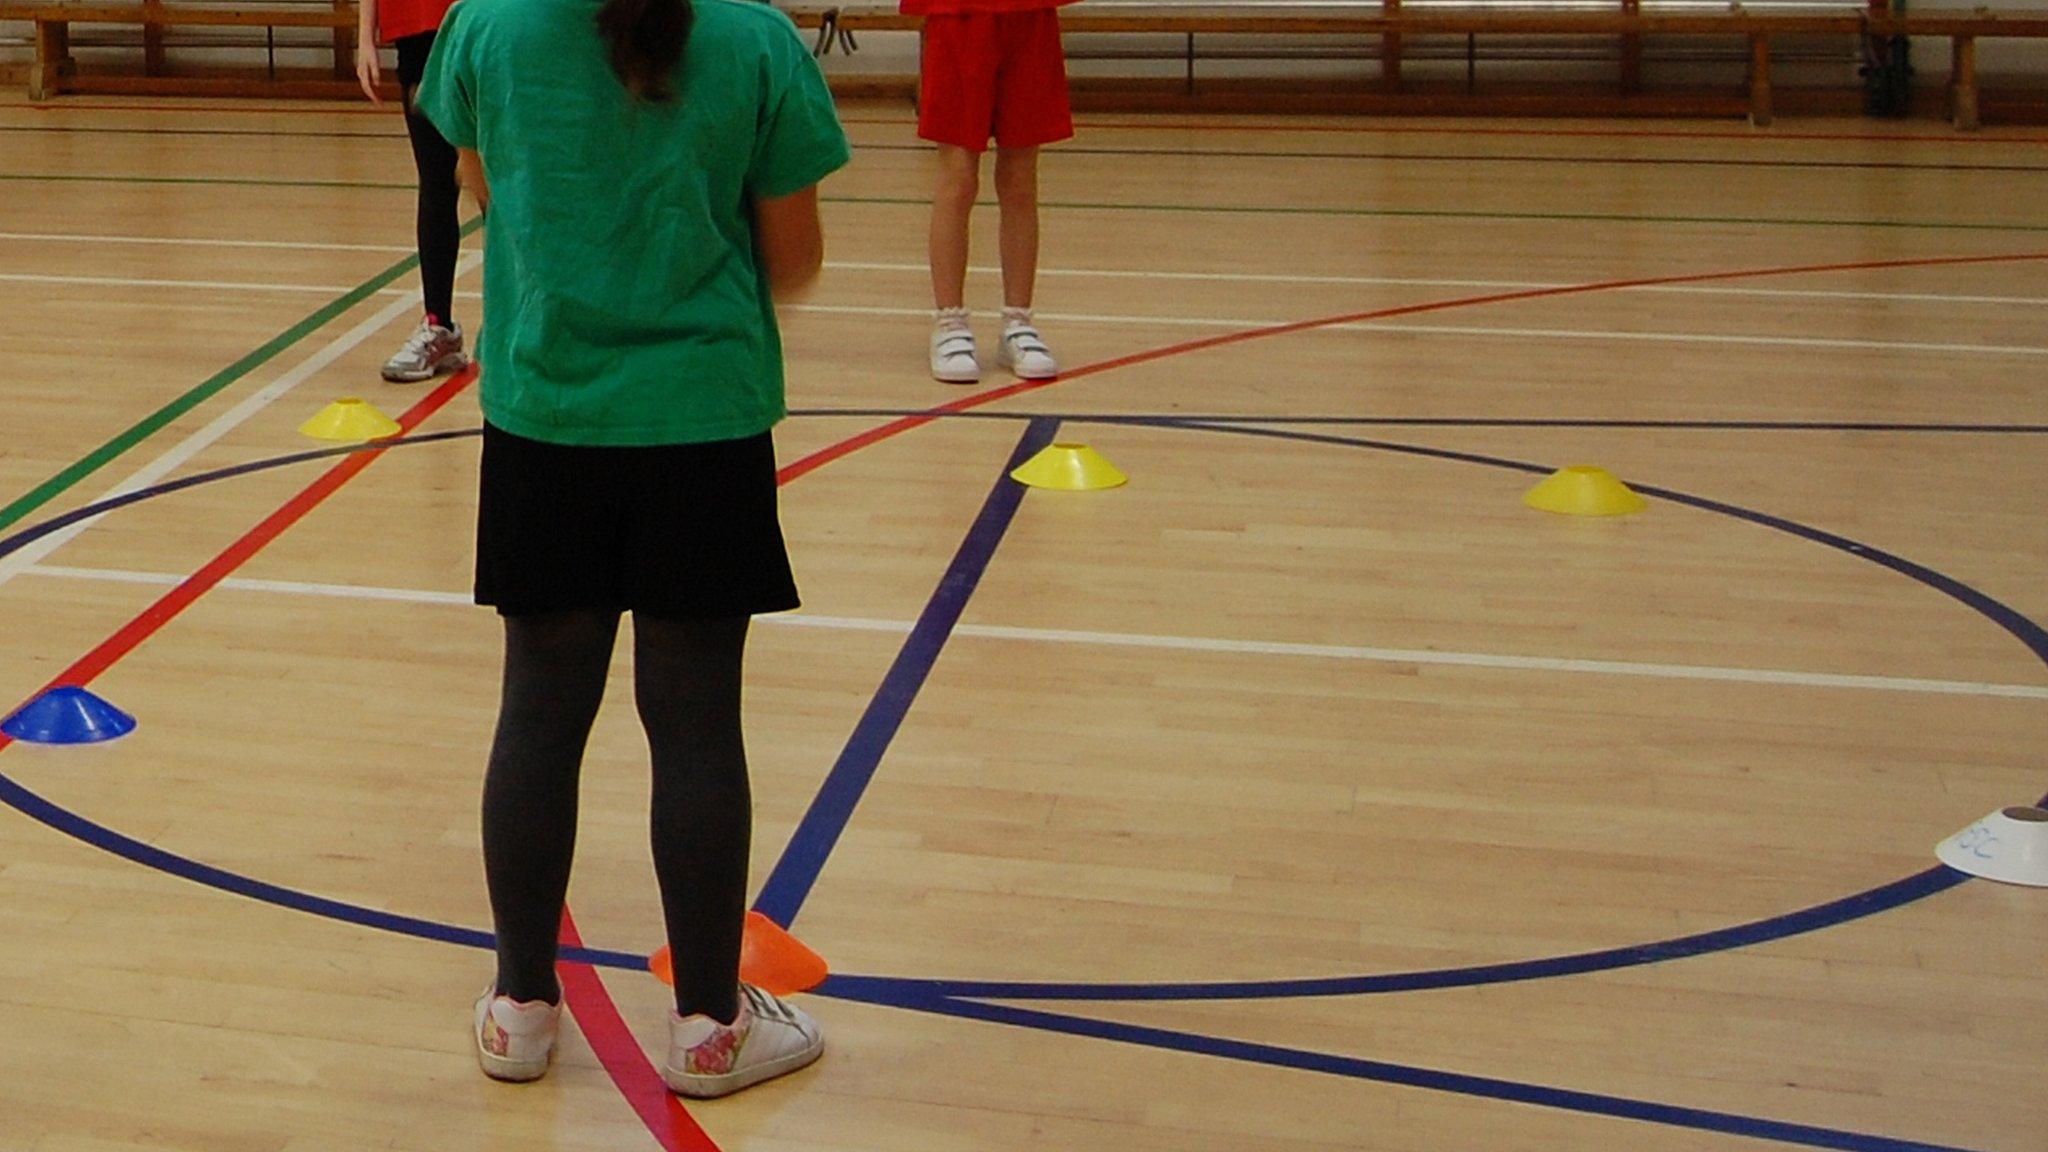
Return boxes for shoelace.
[400,323,445,358]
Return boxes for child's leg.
[991,142,1056,379]
[928,143,982,311]
[404,93,461,327]
[992,146,1040,310]
[634,614,753,1025]
[482,608,621,1004]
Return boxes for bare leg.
[928,143,982,310]
[993,146,1040,310]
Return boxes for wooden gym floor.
[1,94,2046,1152]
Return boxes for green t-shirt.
[416,0,851,446]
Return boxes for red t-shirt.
[900,0,1078,15]
[377,0,455,43]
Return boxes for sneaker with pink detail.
[473,989,561,1083]
[662,983,823,1098]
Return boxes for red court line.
[0,358,723,1145]
[772,248,2048,483]
[558,911,718,1152]
[0,358,727,1147]
[13,365,475,700]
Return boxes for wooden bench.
[19,1,363,100]
[805,3,1870,126]
[16,0,2048,128]
[1867,6,2048,128]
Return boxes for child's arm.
[354,0,382,104]
[754,185,824,300]
[456,148,490,214]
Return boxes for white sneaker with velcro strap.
[930,307,980,383]
[997,309,1058,380]
[662,983,824,1099]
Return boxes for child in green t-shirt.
[417,0,849,1099]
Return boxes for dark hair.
[595,0,694,102]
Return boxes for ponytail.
[596,0,693,103]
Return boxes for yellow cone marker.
[300,398,402,442]
[1523,465,1646,517]
[1010,442,1127,491]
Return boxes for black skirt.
[475,423,800,619]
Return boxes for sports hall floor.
[2,94,2046,1152]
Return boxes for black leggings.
[396,31,459,327]
[482,610,752,1024]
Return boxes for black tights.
[482,610,752,1024]
[401,85,460,326]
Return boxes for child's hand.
[355,35,382,104]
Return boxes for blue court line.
[791,408,2048,434]
[2,416,2038,1002]
[3,416,2038,989]
[0,430,477,561]
[811,864,1972,1002]
[776,417,2048,1004]
[0,416,2032,1152]
[0,767,643,971]
[0,752,2005,1152]
[750,416,1062,928]
[1167,421,2048,667]
[818,985,1986,1152]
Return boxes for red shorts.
[917,10,1073,153]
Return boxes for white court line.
[9,271,2037,356]
[1,272,364,295]
[0,250,483,591]
[13,266,2047,311]
[5,232,2043,306]
[0,271,483,299]
[0,231,412,254]
[26,566,477,605]
[826,261,2048,308]
[788,303,2048,357]
[24,564,2048,701]
[1350,321,2048,358]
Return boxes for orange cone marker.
[650,911,828,996]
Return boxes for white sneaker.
[662,984,823,1099]
[996,310,1057,380]
[382,315,468,383]
[930,308,980,384]
[473,989,561,1083]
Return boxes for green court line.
[0,216,483,536]
[7,172,2044,232]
